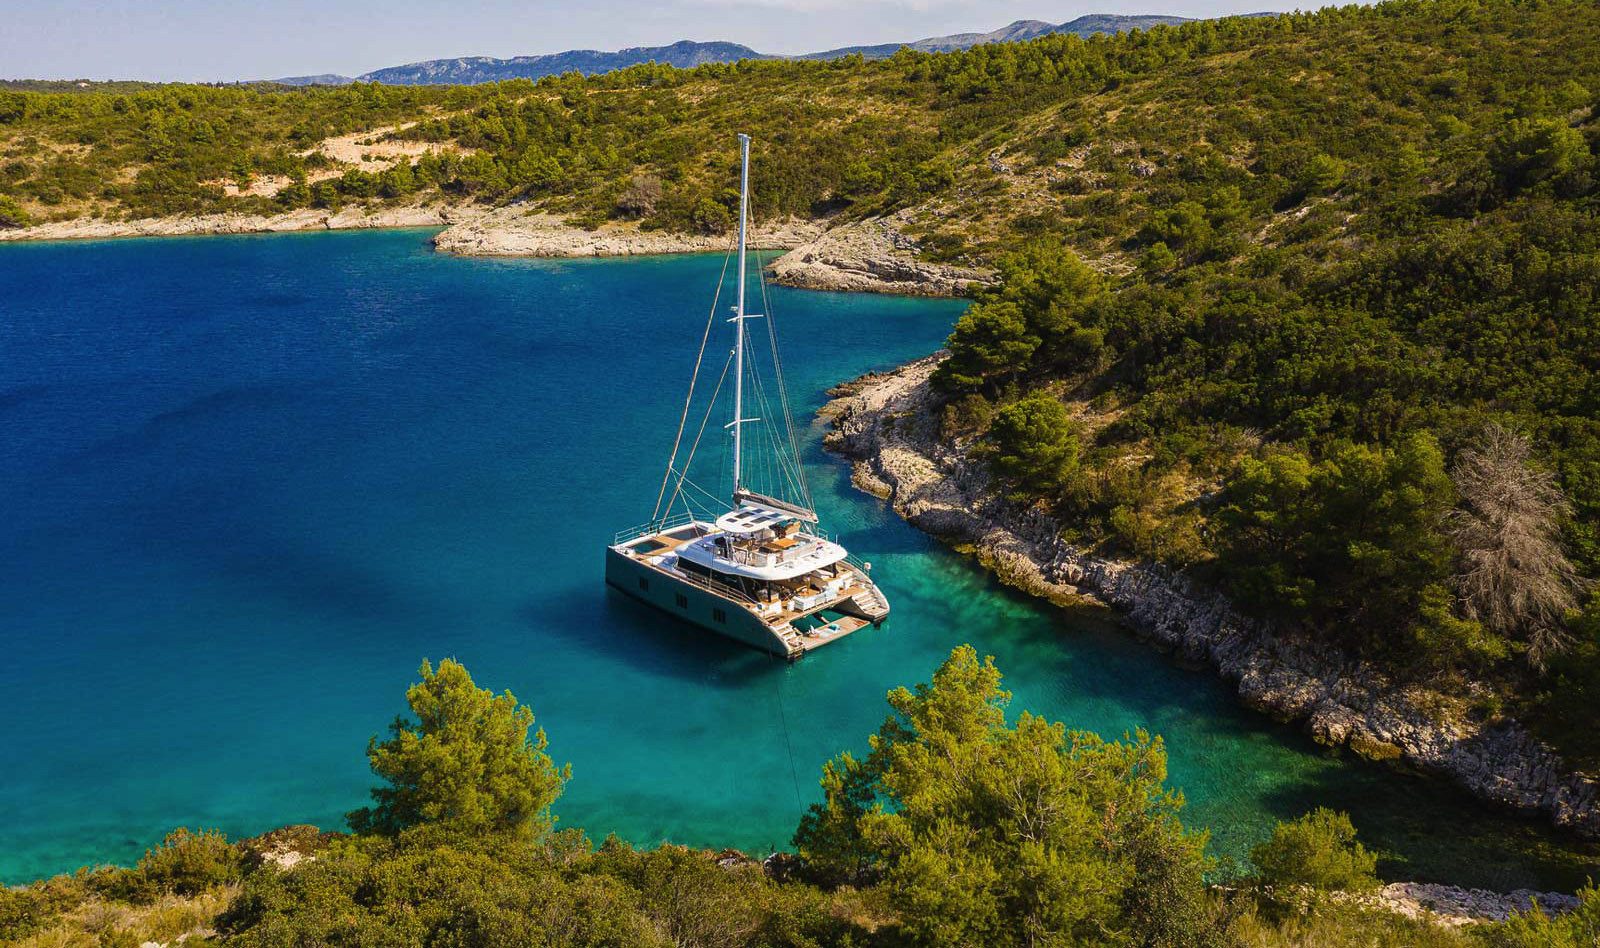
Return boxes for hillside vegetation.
[4,659,1595,948]
[922,0,1600,768]
[4,0,1600,765]
[1,0,1586,242]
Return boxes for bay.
[1,228,1593,888]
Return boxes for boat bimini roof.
[678,502,849,581]
[713,503,792,535]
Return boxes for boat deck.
[763,582,871,624]
[616,523,888,658]
[787,614,872,651]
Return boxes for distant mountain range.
[359,40,768,86]
[265,14,1215,86]
[797,14,1194,59]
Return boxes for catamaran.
[605,134,890,659]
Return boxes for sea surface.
[2,228,1595,888]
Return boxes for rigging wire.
[748,355,804,506]
[651,245,735,525]
[753,188,817,517]
[663,349,734,523]
[667,466,730,513]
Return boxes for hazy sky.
[2,0,1283,82]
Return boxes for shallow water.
[1,228,1594,888]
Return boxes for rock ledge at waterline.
[433,209,992,296]
[2,205,992,298]
[820,352,1600,840]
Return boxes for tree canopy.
[4,657,1599,946]
[347,658,569,838]
[796,645,1226,947]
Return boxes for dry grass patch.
[10,886,235,948]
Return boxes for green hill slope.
[3,0,1599,760]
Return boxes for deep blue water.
[2,228,1595,888]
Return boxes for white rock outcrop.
[769,214,993,297]
[431,207,822,258]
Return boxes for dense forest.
[2,0,1592,243]
[917,0,1600,769]
[4,0,1600,835]
[4,659,1595,947]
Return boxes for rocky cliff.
[821,352,1600,840]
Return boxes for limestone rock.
[769,214,993,297]
[432,206,821,258]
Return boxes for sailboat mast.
[732,133,750,492]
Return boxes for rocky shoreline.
[0,204,466,241]
[821,352,1600,842]
[2,204,986,298]
[1361,881,1580,927]
[414,206,993,297]
[429,206,824,258]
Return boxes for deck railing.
[612,512,697,546]
[667,563,763,607]
[843,554,879,575]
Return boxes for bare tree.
[1447,424,1587,669]
[616,174,662,218]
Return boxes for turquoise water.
[1,229,1594,889]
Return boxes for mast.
[732,132,751,493]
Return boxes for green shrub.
[0,874,93,942]
[795,646,1229,947]
[1250,808,1378,893]
[0,193,29,228]
[1478,882,1600,948]
[94,828,242,903]
[1302,154,1347,193]
[988,392,1081,493]
[691,196,733,235]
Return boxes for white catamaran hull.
[605,537,889,659]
